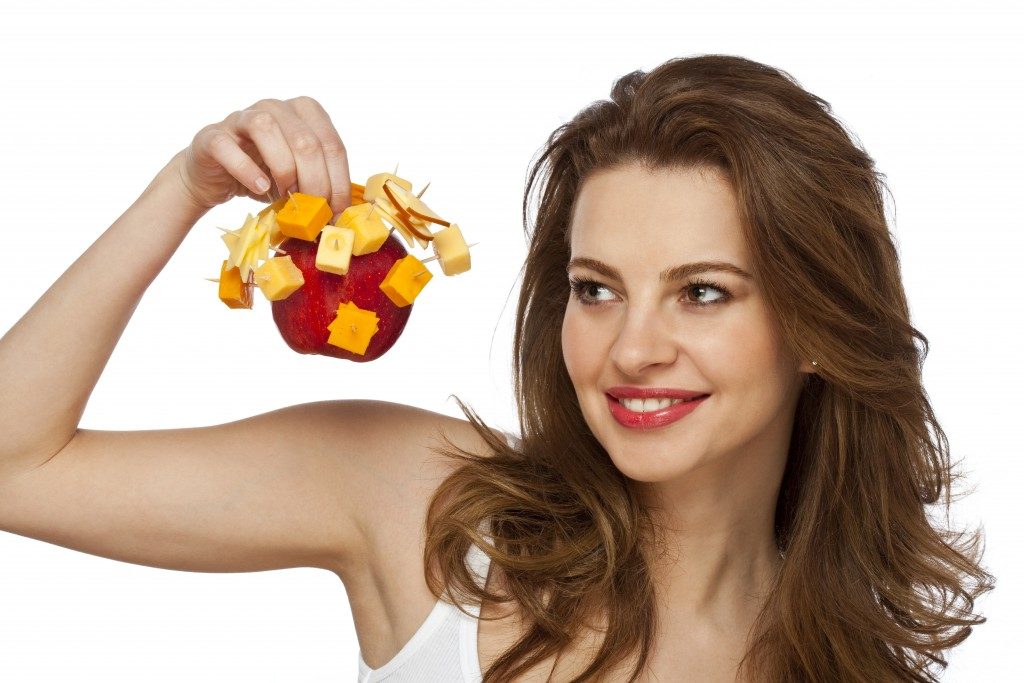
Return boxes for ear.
[797,359,819,375]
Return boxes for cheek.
[560,308,607,380]
[711,312,795,397]
[561,310,584,376]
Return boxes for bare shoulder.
[336,400,506,668]
[337,399,502,563]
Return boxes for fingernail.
[255,177,271,193]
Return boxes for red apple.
[270,231,413,362]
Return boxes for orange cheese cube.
[275,192,333,241]
[315,226,355,276]
[218,260,254,309]
[379,254,432,307]
[326,301,380,355]
[337,203,389,255]
[350,182,365,206]
[254,255,304,301]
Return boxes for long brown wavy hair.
[422,54,995,682]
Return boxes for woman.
[0,54,993,682]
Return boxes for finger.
[258,99,332,204]
[233,109,295,200]
[290,96,352,218]
[196,125,270,196]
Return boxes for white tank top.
[356,430,519,682]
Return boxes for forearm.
[0,151,210,472]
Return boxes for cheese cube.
[218,260,254,309]
[315,226,355,276]
[337,203,389,255]
[431,223,471,275]
[350,182,366,206]
[254,255,305,301]
[379,254,432,307]
[326,301,380,355]
[275,192,333,241]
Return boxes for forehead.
[568,163,747,263]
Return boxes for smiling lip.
[606,393,708,429]
[606,386,710,400]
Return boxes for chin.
[603,442,705,484]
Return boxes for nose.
[607,302,679,378]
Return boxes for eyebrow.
[566,257,753,282]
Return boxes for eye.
[568,275,732,308]
[567,277,615,305]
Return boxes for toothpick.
[271,246,288,255]
[216,226,237,234]
[413,269,428,277]
[350,324,357,332]
[393,162,399,176]
[416,181,430,199]
[420,254,439,264]
[467,242,479,249]
[334,238,339,250]
[204,278,221,283]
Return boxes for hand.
[173,96,352,219]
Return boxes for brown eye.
[683,279,730,307]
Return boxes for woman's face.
[561,162,813,485]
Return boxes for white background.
[0,1,1019,680]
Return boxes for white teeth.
[617,397,685,412]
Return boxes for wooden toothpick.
[416,181,430,199]
[393,162,399,176]
[204,278,221,283]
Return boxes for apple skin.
[270,231,413,362]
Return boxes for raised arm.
[0,96,351,475]
[0,98,433,576]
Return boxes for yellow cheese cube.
[218,260,254,309]
[254,255,305,301]
[326,301,380,355]
[316,226,355,276]
[275,192,333,241]
[431,223,471,275]
[337,203,389,255]
[379,254,432,308]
